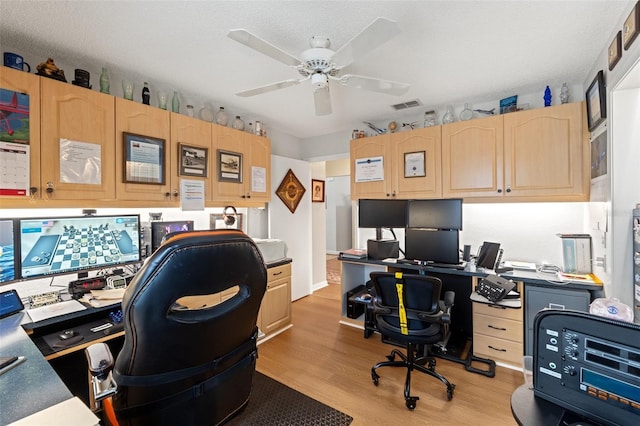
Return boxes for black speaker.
[222,206,237,226]
[463,245,471,261]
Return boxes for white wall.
[582,1,640,315]
[310,161,327,290]
[269,155,312,301]
[355,202,588,267]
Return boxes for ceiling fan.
[227,17,410,116]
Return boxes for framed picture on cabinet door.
[179,143,208,177]
[217,149,242,183]
[123,132,165,184]
[404,151,426,178]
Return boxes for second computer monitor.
[151,221,194,252]
[406,198,462,230]
[404,228,460,265]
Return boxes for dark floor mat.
[226,372,353,425]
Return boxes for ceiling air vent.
[390,99,423,111]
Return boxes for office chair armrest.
[85,343,117,408]
[416,310,448,324]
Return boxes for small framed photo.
[217,149,242,183]
[608,30,622,71]
[404,151,426,178]
[210,213,243,230]
[590,128,607,181]
[585,70,606,132]
[311,179,325,202]
[624,1,640,50]
[123,132,165,184]
[179,143,208,177]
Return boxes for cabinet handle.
[272,271,283,276]
[29,187,38,195]
[506,186,512,193]
[172,190,179,198]
[488,304,507,310]
[246,193,251,198]
[164,192,171,198]
[488,325,507,331]
[488,345,507,352]
[45,182,54,195]
[497,189,502,194]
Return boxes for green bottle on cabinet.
[99,67,110,94]
[172,91,180,113]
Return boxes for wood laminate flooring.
[256,274,522,425]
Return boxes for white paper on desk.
[26,300,87,323]
[90,288,126,300]
[8,396,99,426]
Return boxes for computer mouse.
[59,330,75,340]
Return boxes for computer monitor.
[0,219,18,284]
[406,198,463,230]
[358,199,407,240]
[18,214,142,280]
[404,228,460,265]
[151,220,194,252]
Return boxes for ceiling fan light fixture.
[311,73,328,90]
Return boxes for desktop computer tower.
[367,239,399,260]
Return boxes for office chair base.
[371,347,455,409]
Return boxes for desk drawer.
[473,333,523,366]
[473,302,522,322]
[474,313,523,342]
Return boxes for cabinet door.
[391,126,442,199]
[442,115,503,198]
[244,134,271,203]
[170,112,213,201]
[212,125,248,202]
[260,275,291,335]
[40,78,115,201]
[115,98,172,202]
[0,67,41,204]
[350,135,392,200]
[504,102,587,199]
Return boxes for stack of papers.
[557,272,603,284]
[339,249,367,259]
[502,260,537,271]
[26,300,86,323]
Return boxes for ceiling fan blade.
[228,29,302,67]
[236,79,302,97]
[338,74,410,96]
[314,86,332,116]
[331,17,401,67]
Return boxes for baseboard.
[257,324,293,345]
[312,280,329,292]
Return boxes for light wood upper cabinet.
[170,112,213,201]
[40,77,115,201]
[390,127,442,199]
[213,126,271,206]
[442,114,504,198]
[503,102,587,199]
[350,126,442,200]
[350,134,391,199]
[115,98,172,202]
[0,67,41,204]
[442,102,587,201]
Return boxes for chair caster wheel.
[405,397,418,410]
[446,384,455,400]
[371,371,380,386]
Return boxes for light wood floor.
[256,282,522,425]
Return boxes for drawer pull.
[488,345,507,352]
[488,325,507,331]
[272,271,283,276]
[488,304,507,310]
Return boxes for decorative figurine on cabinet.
[544,85,552,106]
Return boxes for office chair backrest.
[113,229,267,425]
[369,272,444,344]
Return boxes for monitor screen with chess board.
[18,214,142,280]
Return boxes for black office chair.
[85,229,267,426]
[369,271,455,409]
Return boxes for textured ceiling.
[0,1,629,140]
